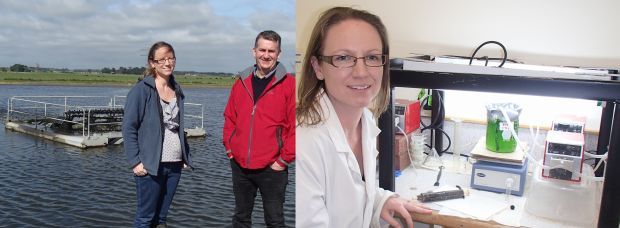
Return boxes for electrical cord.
[395,118,415,169]
[441,55,520,64]
[469,41,508,68]
[423,126,452,154]
[419,91,452,154]
[419,95,437,130]
[415,42,507,158]
[420,91,445,131]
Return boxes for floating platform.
[5,96,205,148]
[5,121,124,148]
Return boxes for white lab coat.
[296,92,395,228]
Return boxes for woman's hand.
[380,196,432,228]
[132,162,148,176]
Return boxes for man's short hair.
[254,30,281,51]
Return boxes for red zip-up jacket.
[223,63,295,169]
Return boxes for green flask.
[485,103,522,153]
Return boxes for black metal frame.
[378,63,620,227]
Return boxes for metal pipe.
[87,109,91,137]
[201,104,204,129]
[82,109,86,137]
[378,87,396,191]
[34,103,38,129]
[6,98,11,122]
[596,101,614,177]
[431,90,445,155]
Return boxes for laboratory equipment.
[434,166,444,186]
[525,165,598,226]
[470,159,528,196]
[451,119,463,172]
[485,103,522,153]
[395,99,421,135]
[542,131,584,182]
[410,133,426,167]
[552,114,586,134]
[417,186,469,203]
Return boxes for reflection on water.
[0,85,295,227]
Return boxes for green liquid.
[486,119,519,153]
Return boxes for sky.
[0,0,295,73]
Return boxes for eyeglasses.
[152,57,176,65]
[317,54,387,68]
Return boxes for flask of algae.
[485,103,522,153]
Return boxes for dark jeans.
[230,159,288,228]
[134,162,183,228]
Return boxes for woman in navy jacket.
[122,41,192,228]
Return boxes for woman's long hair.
[296,7,390,127]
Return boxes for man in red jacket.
[222,30,295,228]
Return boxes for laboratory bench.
[378,59,620,227]
[395,154,602,227]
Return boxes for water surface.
[0,84,295,227]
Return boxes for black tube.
[431,90,445,155]
[469,41,507,68]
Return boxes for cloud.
[0,0,295,73]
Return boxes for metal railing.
[185,102,204,130]
[6,96,204,138]
[7,96,125,137]
[113,96,205,130]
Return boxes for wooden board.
[471,137,526,165]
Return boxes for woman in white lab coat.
[296,6,432,228]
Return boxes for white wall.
[297,0,620,69]
[296,0,618,132]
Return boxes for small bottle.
[410,132,426,167]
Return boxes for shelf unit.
[378,60,620,227]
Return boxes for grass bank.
[0,72,236,87]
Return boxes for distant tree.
[10,64,29,72]
[100,66,145,75]
[134,67,146,75]
[0,67,6,72]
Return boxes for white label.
[499,122,511,131]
